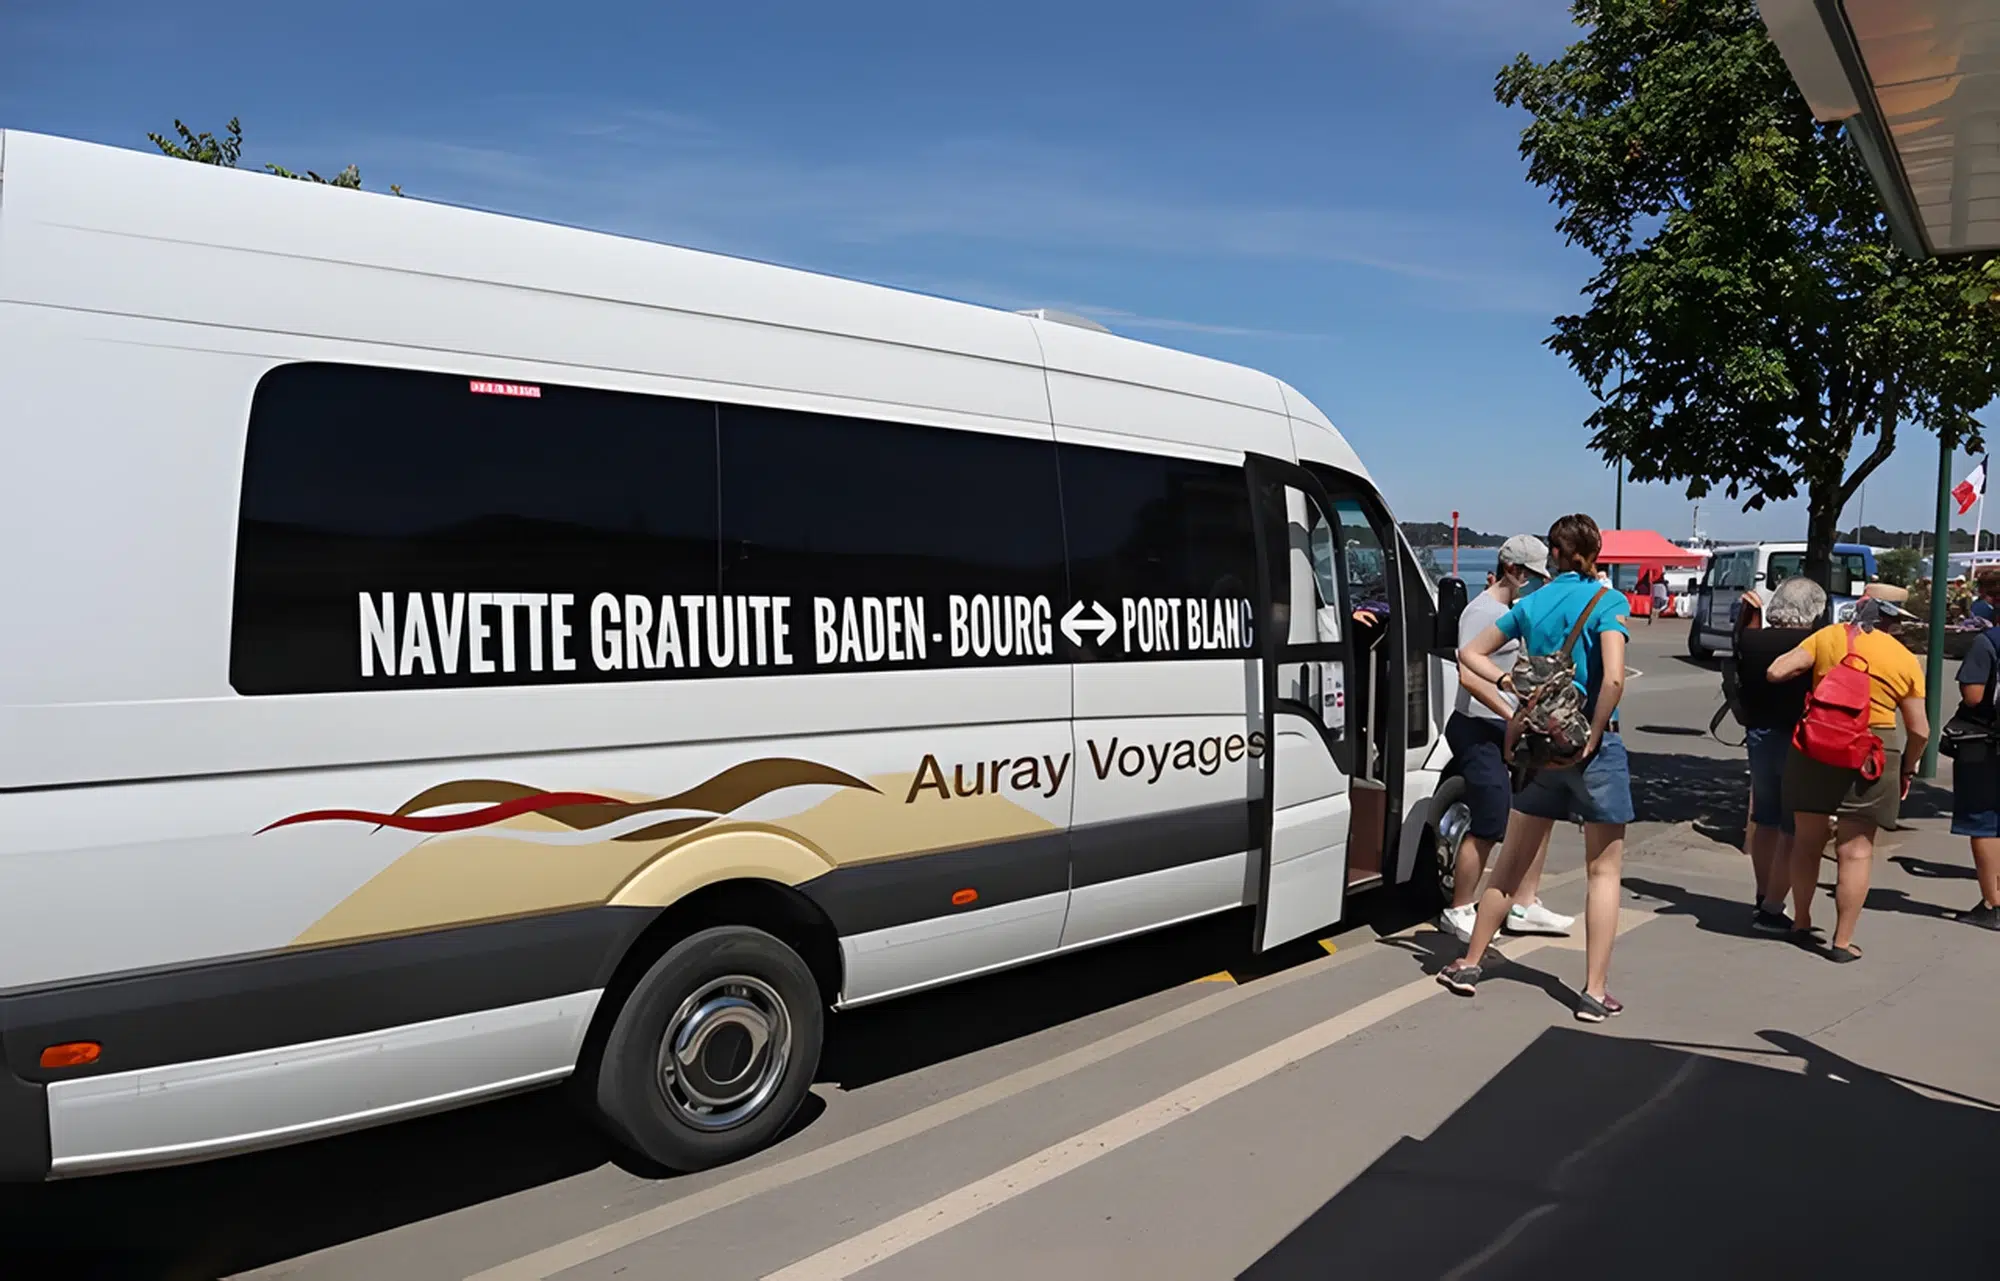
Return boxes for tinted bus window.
[1057,445,1257,660]
[231,363,718,694]
[719,406,1068,672]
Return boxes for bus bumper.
[0,1061,51,1180]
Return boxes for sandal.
[1575,991,1623,1023]
[1827,942,1863,963]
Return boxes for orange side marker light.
[951,888,979,906]
[40,1042,101,1070]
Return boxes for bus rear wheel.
[592,925,824,1172]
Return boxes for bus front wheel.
[592,925,824,1172]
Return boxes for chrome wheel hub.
[657,975,792,1132]
[1435,800,1471,897]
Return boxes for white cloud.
[874,276,1342,340]
[352,110,1578,317]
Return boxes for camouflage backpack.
[1508,587,1610,786]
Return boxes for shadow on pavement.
[0,887,1435,1278]
[1890,854,1977,881]
[825,885,1435,1088]
[1241,1028,1996,1279]
[1377,928,1578,1014]
[1896,779,1953,823]
[1624,749,1748,843]
[1860,886,1963,924]
[1623,876,1757,938]
[1622,748,1952,844]
[0,1086,619,1279]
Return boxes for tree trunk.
[1804,480,1842,613]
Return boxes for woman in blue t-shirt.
[1439,513,1631,1023]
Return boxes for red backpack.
[1792,627,1885,780]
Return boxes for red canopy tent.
[1594,530,1707,616]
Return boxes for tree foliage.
[1875,546,1923,588]
[1498,1,2000,582]
[147,118,399,195]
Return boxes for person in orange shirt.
[1766,587,1929,961]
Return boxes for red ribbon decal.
[259,790,623,835]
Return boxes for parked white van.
[1686,541,1874,658]
[0,129,1462,1180]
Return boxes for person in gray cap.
[1438,533,1574,942]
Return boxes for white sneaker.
[1439,904,1477,943]
[1506,900,1574,936]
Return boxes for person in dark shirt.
[1734,576,1825,933]
[1972,568,2000,625]
[1949,627,2000,928]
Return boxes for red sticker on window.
[468,380,542,398]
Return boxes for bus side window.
[1057,444,1260,653]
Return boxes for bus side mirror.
[1434,577,1468,656]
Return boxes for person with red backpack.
[1765,586,1928,962]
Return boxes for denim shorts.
[1514,731,1635,826]
[1745,726,1792,834]
[1445,713,1511,842]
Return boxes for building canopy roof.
[1762,0,2000,257]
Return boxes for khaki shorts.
[1783,742,1902,829]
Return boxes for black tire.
[1686,619,1711,660]
[592,925,824,1172]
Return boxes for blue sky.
[4,0,1987,543]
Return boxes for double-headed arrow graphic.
[1060,600,1117,648]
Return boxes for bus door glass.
[1319,493,1406,887]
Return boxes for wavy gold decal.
[261,759,879,840]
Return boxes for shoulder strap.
[1562,587,1611,660]
[1838,623,1873,677]
[1977,629,2000,713]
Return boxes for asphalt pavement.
[5,620,1995,1280]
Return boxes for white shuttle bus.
[0,129,1463,1180]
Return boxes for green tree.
[1875,546,1923,588]
[148,118,400,195]
[1498,1,2000,585]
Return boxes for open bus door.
[1245,454,1373,951]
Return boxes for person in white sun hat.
[1438,532,1575,943]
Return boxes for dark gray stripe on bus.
[1069,802,1256,888]
[0,906,658,1085]
[802,803,1256,936]
[801,831,1071,937]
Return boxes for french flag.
[1955,457,1988,515]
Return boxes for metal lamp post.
[1922,431,1954,779]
